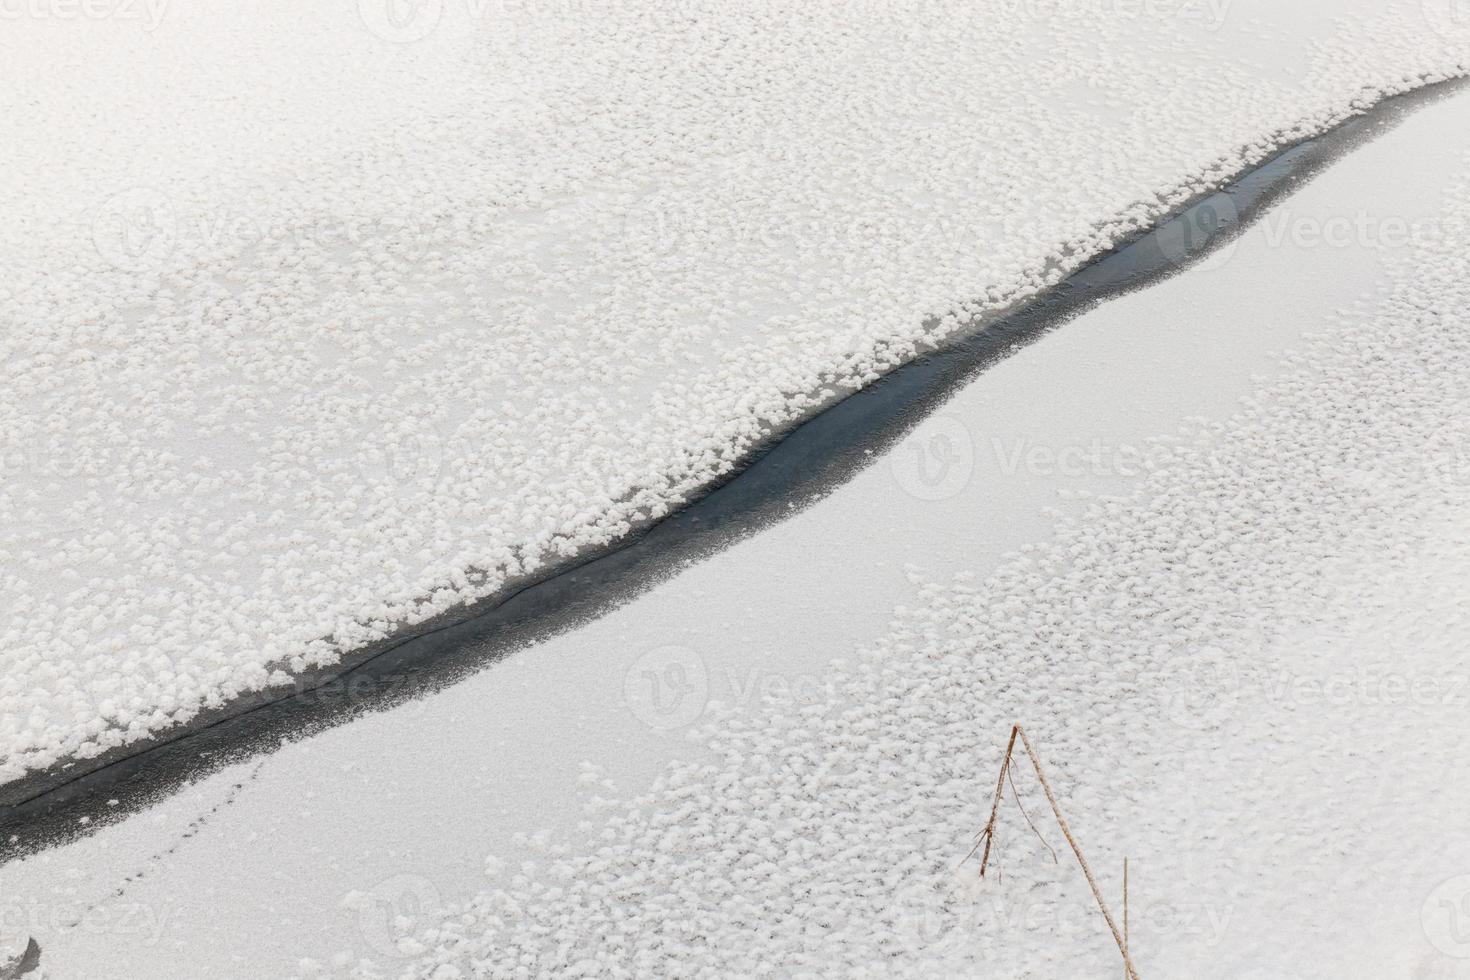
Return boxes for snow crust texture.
[363,154,1470,978]
[3,2,1467,781]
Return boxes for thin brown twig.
[1013,725,1141,980]
[971,724,1019,876]
[1123,857,1130,980]
[970,724,1141,980]
[1006,757,1058,866]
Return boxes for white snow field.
[3,68,1469,980]
[2,1,1469,783]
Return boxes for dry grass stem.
[972,724,1141,980]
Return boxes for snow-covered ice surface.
[4,66,1470,980]
[3,0,1469,784]
[376,94,1470,977]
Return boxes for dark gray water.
[1,76,1463,861]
